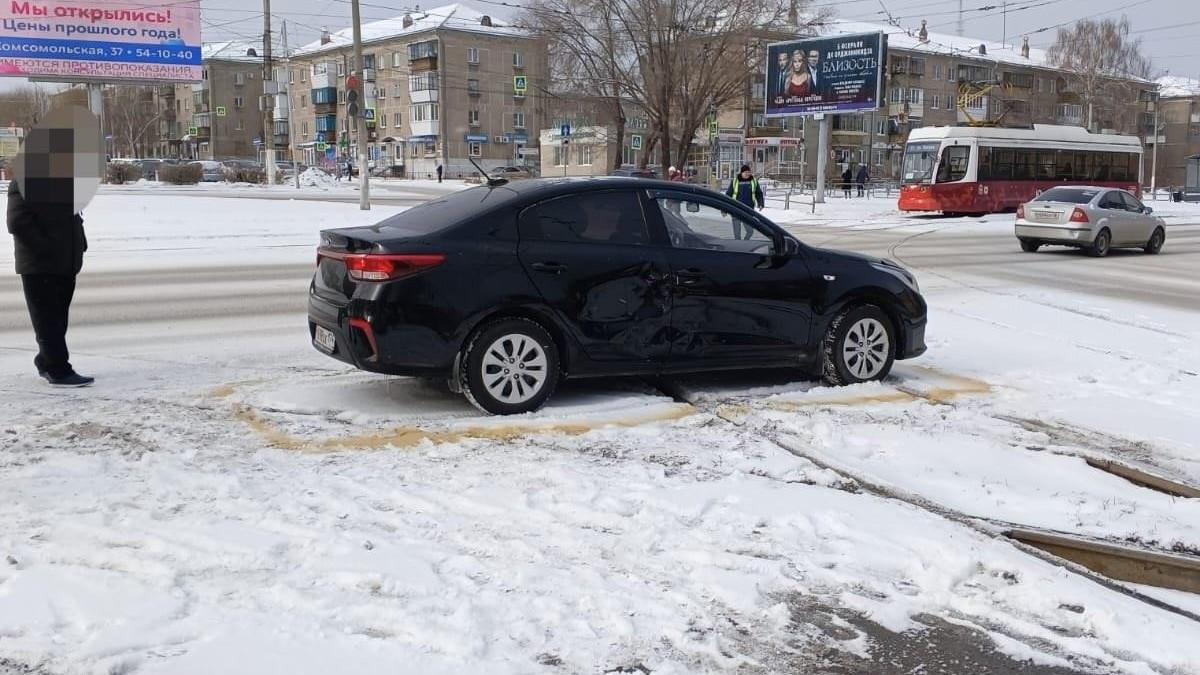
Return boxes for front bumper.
[898,315,927,360]
[1015,223,1093,244]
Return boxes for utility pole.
[282,20,299,189]
[815,113,828,203]
[1002,1,1007,46]
[351,0,370,209]
[1150,90,1159,195]
[262,0,277,185]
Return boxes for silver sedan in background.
[1015,186,1166,257]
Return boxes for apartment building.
[1143,76,1200,191]
[176,40,267,161]
[288,4,547,178]
[535,94,657,177]
[730,19,1154,181]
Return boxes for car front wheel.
[822,305,897,386]
[1144,227,1165,254]
[461,318,559,415]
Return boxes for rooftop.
[1158,75,1200,98]
[202,40,266,63]
[293,3,527,57]
[822,19,1051,70]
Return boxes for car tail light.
[1016,204,1025,219]
[343,253,446,281]
[1070,207,1089,223]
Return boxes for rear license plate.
[1032,210,1058,222]
[314,325,336,353]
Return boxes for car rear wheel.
[1019,238,1040,253]
[1088,228,1111,257]
[461,318,559,415]
[822,305,897,386]
[1144,227,1165,254]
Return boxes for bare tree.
[524,0,825,171]
[0,85,53,129]
[1047,17,1153,132]
[105,86,162,158]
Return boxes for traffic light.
[346,74,360,119]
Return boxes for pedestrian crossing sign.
[514,76,527,94]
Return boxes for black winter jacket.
[6,181,86,275]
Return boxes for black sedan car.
[309,178,926,414]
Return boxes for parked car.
[189,160,224,182]
[308,177,927,414]
[489,166,537,181]
[1015,186,1166,257]
[610,167,659,179]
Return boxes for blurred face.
[791,51,805,73]
[14,105,101,213]
[740,169,751,179]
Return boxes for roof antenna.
[469,156,507,187]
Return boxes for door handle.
[530,261,567,274]
[675,267,704,285]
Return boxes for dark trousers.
[20,274,76,377]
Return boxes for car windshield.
[902,142,939,184]
[1035,187,1100,204]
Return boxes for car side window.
[1098,192,1122,210]
[1118,191,1143,213]
[520,190,649,245]
[652,193,774,255]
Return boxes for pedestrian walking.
[668,166,686,182]
[841,167,853,198]
[345,159,354,181]
[7,106,100,387]
[856,164,869,197]
[436,163,443,183]
[726,164,765,239]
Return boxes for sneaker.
[43,372,95,388]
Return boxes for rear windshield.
[367,185,524,236]
[1036,187,1100,204]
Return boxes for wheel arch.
[456,304,575,376]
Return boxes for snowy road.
[3,191,1200,674]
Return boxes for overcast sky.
[2,0,1197,92]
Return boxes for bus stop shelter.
[1186,154,1200,202]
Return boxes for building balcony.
[888,102,924,119]
[409,55,437,72]
[410,119,439,137]
[311,69,336,90]
[411,88,437,104]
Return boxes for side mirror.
[1144,206,1153,215]
[685,201,700,213]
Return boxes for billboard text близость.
[765,32,886,117]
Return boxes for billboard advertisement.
[0,0,201,82]
[765,32,886,116]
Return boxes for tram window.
[1111,153,1130,181]
[935,145,970,182]
[991,147,1014,180]
[978,146,993,180]
[1037,151,1056,180]
[1094,153,1111,181]
[1012,149,1034,180]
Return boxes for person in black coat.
[7,118,95,387]
[856,164,869,197]
[841,167,853,198]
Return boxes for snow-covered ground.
[1,188,1199,674]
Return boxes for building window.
[233,96,244,108]
[302,121,308,135]
[234,72,245,86]
[395,112,402,128]
[469,141,482,157]
[947,63,956,81]
[467,47,480,64]
[288,69,295,84]
[932,63,942,80]
[576,144,592,165]
[300,94,307,107]
[411,103,439,122]
[877,119,887,135]
[751,112,766,127]
[909,58,925,75]
[408,40,437,60]
[752,81,766,99]
[336,62,345,77]
[362,54,376,70]
[554,143,568,166]
[513,112,525,129]
[339,90,346,104]
[467,79,480,95]
[512,52,524,68]
[890,87,902,103]
[930,93,939,109]
[380,113,388,127]
[377,86,386,99]
[342,118,349,132]
[907,88,923,104]
[236,119,244,131]
[468,109,479,126]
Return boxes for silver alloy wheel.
[480,333,549,404]
[842,318,890,380]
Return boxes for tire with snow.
[821,305,897,387]
[460,318,559,415]
[1144,227,1165,255]
[1019,238,1040,253]
[1088,228,1111,258]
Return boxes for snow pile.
[1158,75,1200,98]
[298,167,337,189]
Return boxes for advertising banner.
[765,32,885,117]
[0,0,201,82]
